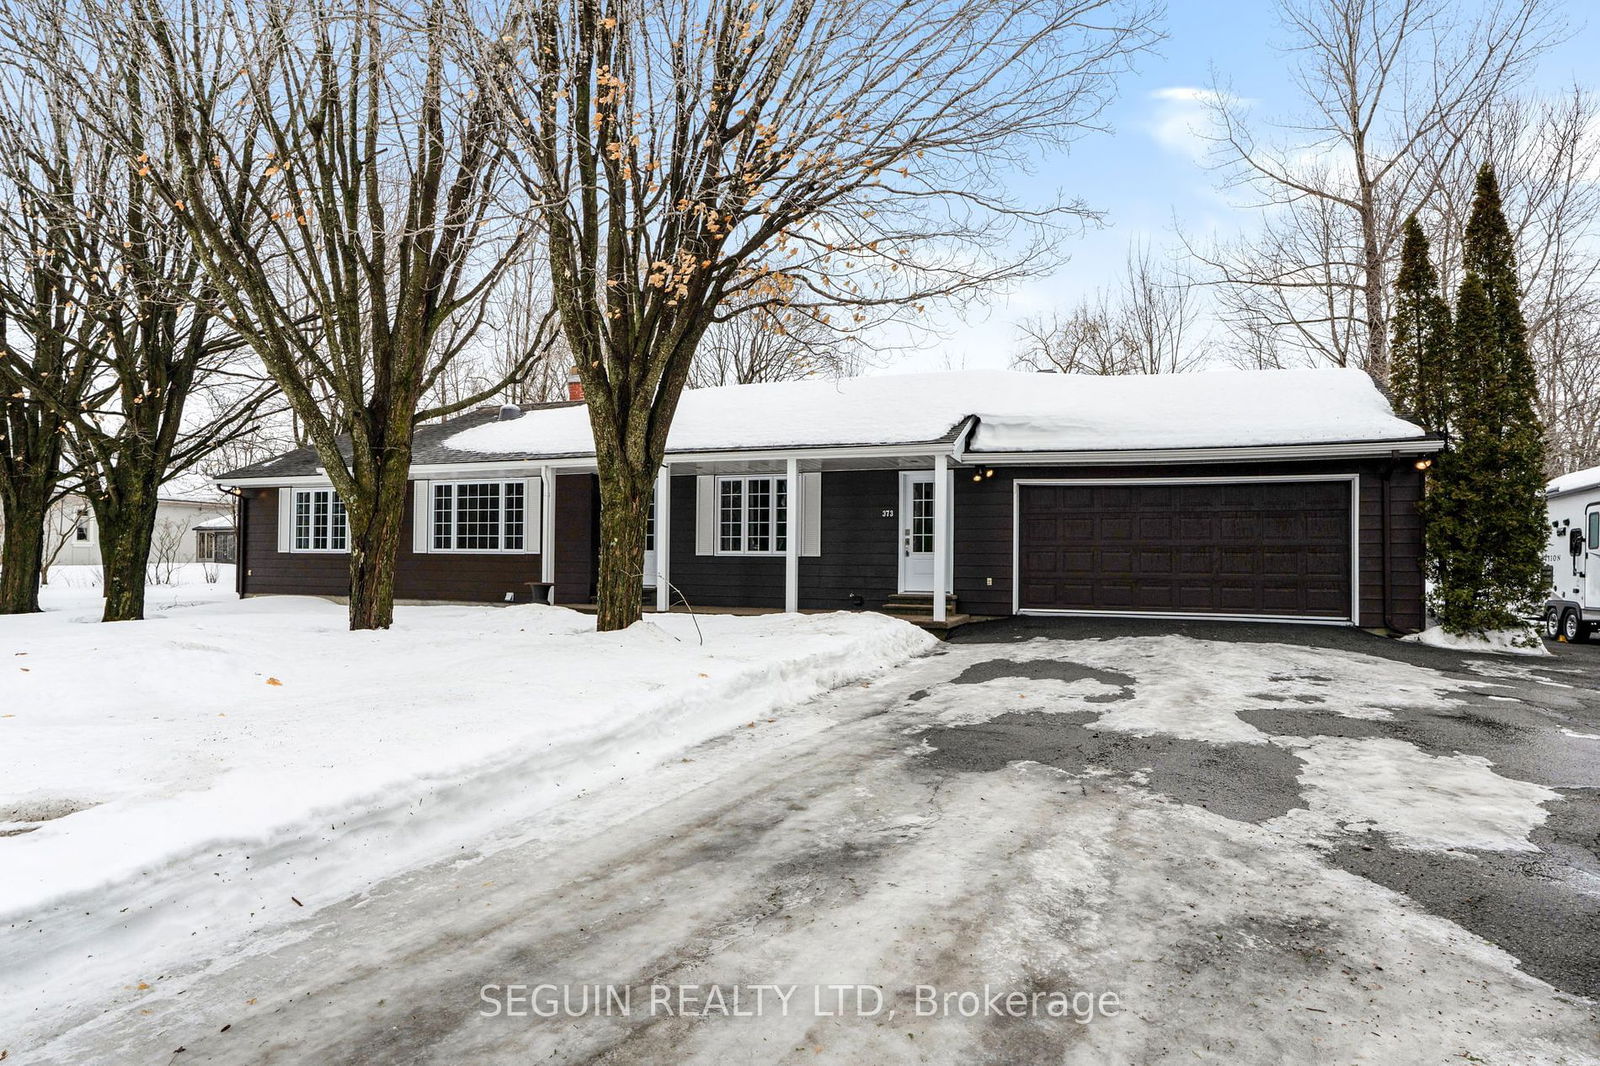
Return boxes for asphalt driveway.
[943,618,1600,999]
[23,619,1600,1065]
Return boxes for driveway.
[23,620,1600,1065]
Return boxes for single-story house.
[214,368,1441,630]
[27,477,234,571]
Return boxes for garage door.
[1017,480,1352,619]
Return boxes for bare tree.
[146,515,186,586]
[500,0,1160,629]
[1015,294,1129,375]
[1201,0,1561,382]
[1423,89,1600,474]
[0,44,100,614]
[690,306,861,388]
[70,0,550,629]
[0,0,278,622]
[1014,241,1202,375]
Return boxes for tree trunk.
[97,486,161,622]
[0,485,48,614]
[594,459,652,632]
[346,455,412,630]
[1358,181,1389,384]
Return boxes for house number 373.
[881,509,895,518]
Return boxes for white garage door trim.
[1010,474,1360,625]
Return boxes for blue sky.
[893,0,1600,373]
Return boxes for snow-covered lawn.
[1,570,933,1031]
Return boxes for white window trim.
[289,487,349,554]
[428,479,532,555]
[714,475,790,557]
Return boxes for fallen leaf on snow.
[265,678,283,686]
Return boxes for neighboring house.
[215,368,1441,631]
[194,514,238,564]
[38,477,234,570]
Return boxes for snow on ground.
[910,634,1458,743]
[443,367,1426,457]
[906,635,1562,859]
[1267,737,1560,852]
[0,571,933,1031]
[1404,624,1551,656]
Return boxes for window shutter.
[411,481,432,553]
[695,475,715,555]
[800,472,822,557]
[523,476,543,553]
[277,487,295,552]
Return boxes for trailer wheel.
[1545,606,1562,639]
[1561,608,1588,643]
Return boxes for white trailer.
[1544,465,1600,642]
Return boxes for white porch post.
[655,463,671,613]
[785,457,800,612]
[540,465,555,603]
[932,453,948,622]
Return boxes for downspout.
[1380,456,1395,633]
[228,486,246,599]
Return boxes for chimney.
[566,367,585,403]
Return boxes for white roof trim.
[961,439,1442,465]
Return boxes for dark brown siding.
[661,470,901,611]
[240,484,543,603]
[955,460,1426,632]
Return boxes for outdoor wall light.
[1414,458,1433,471]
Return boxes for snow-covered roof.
[442,368,1429,459]
[192,514,235,531]
[1547,465,1600,497]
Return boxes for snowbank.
[443,368,1428,458]
[1404,625,1551,657]
[0,580,933,1019]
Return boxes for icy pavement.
[13,620,1600,1064]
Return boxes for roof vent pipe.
[498,403,523,421]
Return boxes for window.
[292,488,347,552]
[197,530,237,564]
[74,519,91,543]
[431,481,525,552]
[910,479,935,553]
[1589,511,1599,550]
[716,476,788,554]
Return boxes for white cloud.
[1146,86,1230,163]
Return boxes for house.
[35,477,234,572]
[214,368,1441,630]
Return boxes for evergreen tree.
[1388,215,1452,433]
[1422,166,1549,635]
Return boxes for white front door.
[900,471,936,593]
[644,490,658,588]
